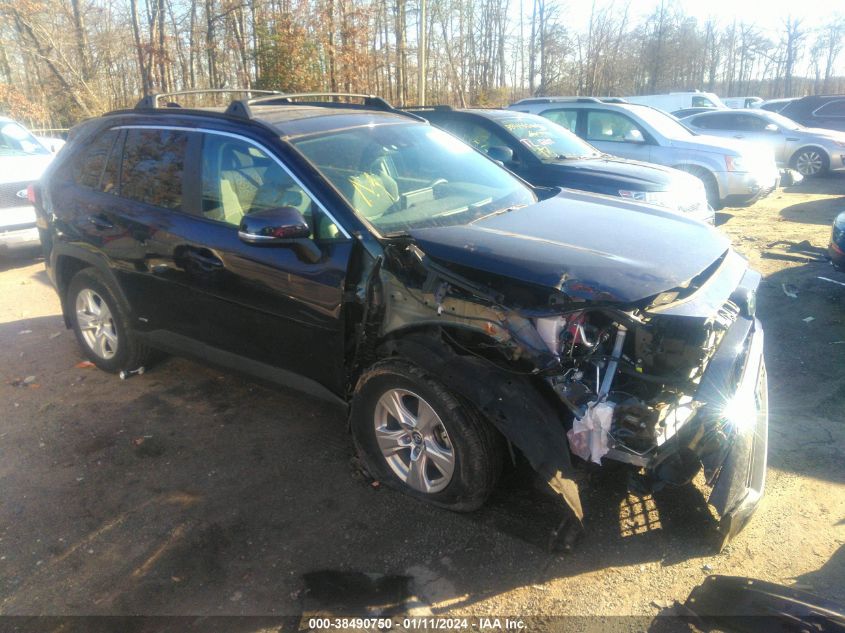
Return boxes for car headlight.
[618,189,675,208]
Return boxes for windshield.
[0,122,50,157]
[759,111,802,131]
[497,114,600,159]
[633,106,697,138]
[292,124,536,235]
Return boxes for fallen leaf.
[75,361,95,369]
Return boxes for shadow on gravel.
[779,196,845,226]
[782,172,845,197]
[0,251,42,273]
[0,314,732,618]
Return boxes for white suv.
[509,98,780,209]
[0,117,54,255]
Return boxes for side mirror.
[622,129,645,143]
[764,123,779,133]
[487,145,514,163]
[238,207,321,263]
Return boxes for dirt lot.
[1,177,844,628]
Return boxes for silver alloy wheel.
[795,150,824,176]
[373,388,455,494]
[75,288,119,360]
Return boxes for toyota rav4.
[34,92,768,546]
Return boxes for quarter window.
[120,128,188,210]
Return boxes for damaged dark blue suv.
[34,92,768,546]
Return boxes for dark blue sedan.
[409,107,714,223]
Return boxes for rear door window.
[814,100,845,117]
[120,128,188,210]
[73,130,119,190]
[542,109,578,132]
[585,111,644,142]
[692,113,738,130]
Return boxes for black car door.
[134,128,353,396]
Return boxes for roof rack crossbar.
[224,92,397,120]
[135,89,283,109]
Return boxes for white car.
[0,117,54,255]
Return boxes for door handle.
[88,214,114,230]
[733,134,744,139]
[185,248,223,271]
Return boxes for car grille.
[0,181,33,209]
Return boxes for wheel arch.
[54,246,132,329]
[790,145,830,175]
[373,326,584,521]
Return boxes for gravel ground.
[0,176,843,629]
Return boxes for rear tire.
[791,147,829,177]
[350,359,503,511]
[67,268,153,373]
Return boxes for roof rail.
[225,92,396,119]
[135,89,283,109]
[405,105,454,111]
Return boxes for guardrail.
[30,128,70,139]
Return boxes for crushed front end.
[366,201,768,545]
[541,250,768,544]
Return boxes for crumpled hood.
[409,190,731,304]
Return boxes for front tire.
[67,268,153,373]
[350,359,503,511]
[675,165,722,210]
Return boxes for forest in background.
[1,0,844,128]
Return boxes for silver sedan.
[680,109,845,177]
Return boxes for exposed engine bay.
[365,235,766,545]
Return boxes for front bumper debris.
[681,575,845,631]
[695,317,768,546]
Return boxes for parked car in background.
[509,97,780,209]
[35,136,66,154]
[410,107,713,223]
[624,91,725,112]
[759,98,797,113]
[33,90,768,545]
[775,95,845,133]
[679,109,845,177]
[830,212,845,271]
[722,97,764,109]
[0,116,54,256]
[671,107,725,119]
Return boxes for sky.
[560,0,843,32]
[553,0,845,75]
